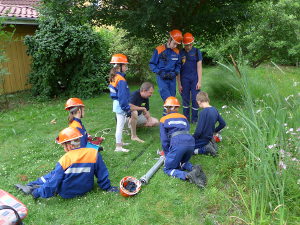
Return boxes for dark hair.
[140,82,154,92]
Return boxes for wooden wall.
[1,24,37,94]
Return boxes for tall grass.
[212,65,299,224]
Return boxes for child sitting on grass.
[15,127,118,199]
[160,96,207,188]
[193,92,226,156]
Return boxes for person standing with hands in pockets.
[177,33,203,123]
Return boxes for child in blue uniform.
[108,54,132,152]
[193,92,226,156]
[149,30,182,114]
[177,33,203,123]
[15,127,118,199]
[65,98,103,150]
[160,97,207,188]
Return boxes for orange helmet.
[169,29,183,44]
[110,54,129,64]
[164,96,180,107]
[56,127,83,144]
[65,98,84,110]
[183,32,195,45]
[119,176,142,197]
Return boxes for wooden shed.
[0,0,39,94]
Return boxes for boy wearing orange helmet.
[149,30,182,113]
[177,32,203,123]
[159,97,207,188]
[15,127,118,199]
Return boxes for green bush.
[97,27,154,83]
[25,17,110,99]
[205,0,300,67]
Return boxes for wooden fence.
[1,25,36,94]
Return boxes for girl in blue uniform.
[65,98,102,150]
[108,54,132,152]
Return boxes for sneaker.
[115,147,130,152]
[204,142,217,157]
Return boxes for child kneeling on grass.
[15,127,118,199]
[160,96,207,188]
[193,92,226,156]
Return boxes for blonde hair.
[196,92,210,103]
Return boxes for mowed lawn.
[0,66,299,224]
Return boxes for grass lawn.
[0,66,299,224]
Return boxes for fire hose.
[120,156,165,197]
[140,156,165,185]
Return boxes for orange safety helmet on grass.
[56,127,83,144]
[110,54,129,64]
[169,29,183,44]
[65,98,84,110]
[163,96,181,107]
[119,176,142,197]
[183,32,195,45]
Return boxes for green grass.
[0,66,299,224]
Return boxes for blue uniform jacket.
[193,107,226,142]
[180,47,202,79]
[32,148,111,199]
[149,45,181,78]
[108,72,131,113]
[160,112,190,155]
[69,118,88,148]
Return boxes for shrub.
[205,0,300,67]
[25,17,110,99]
[97,27,154,83]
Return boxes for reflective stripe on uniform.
[182,106,189,109]
[41,176,46,183]
[168,121,187,126]
[192,107,198,111]
[65,167,91,174]
[170,169,176,176]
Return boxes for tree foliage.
[25,17,110,98]
[205,0,300,66]
[96,0,257,41]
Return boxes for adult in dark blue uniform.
[149,29,182,114]
[160,97,207,188]
[15,127,118,199]
[193,92,226,156]
[177,33,203,123]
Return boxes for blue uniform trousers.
[181,77,199,123]
[163,135,194,180]
[156,75,176,102]
[194,139,210,154]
